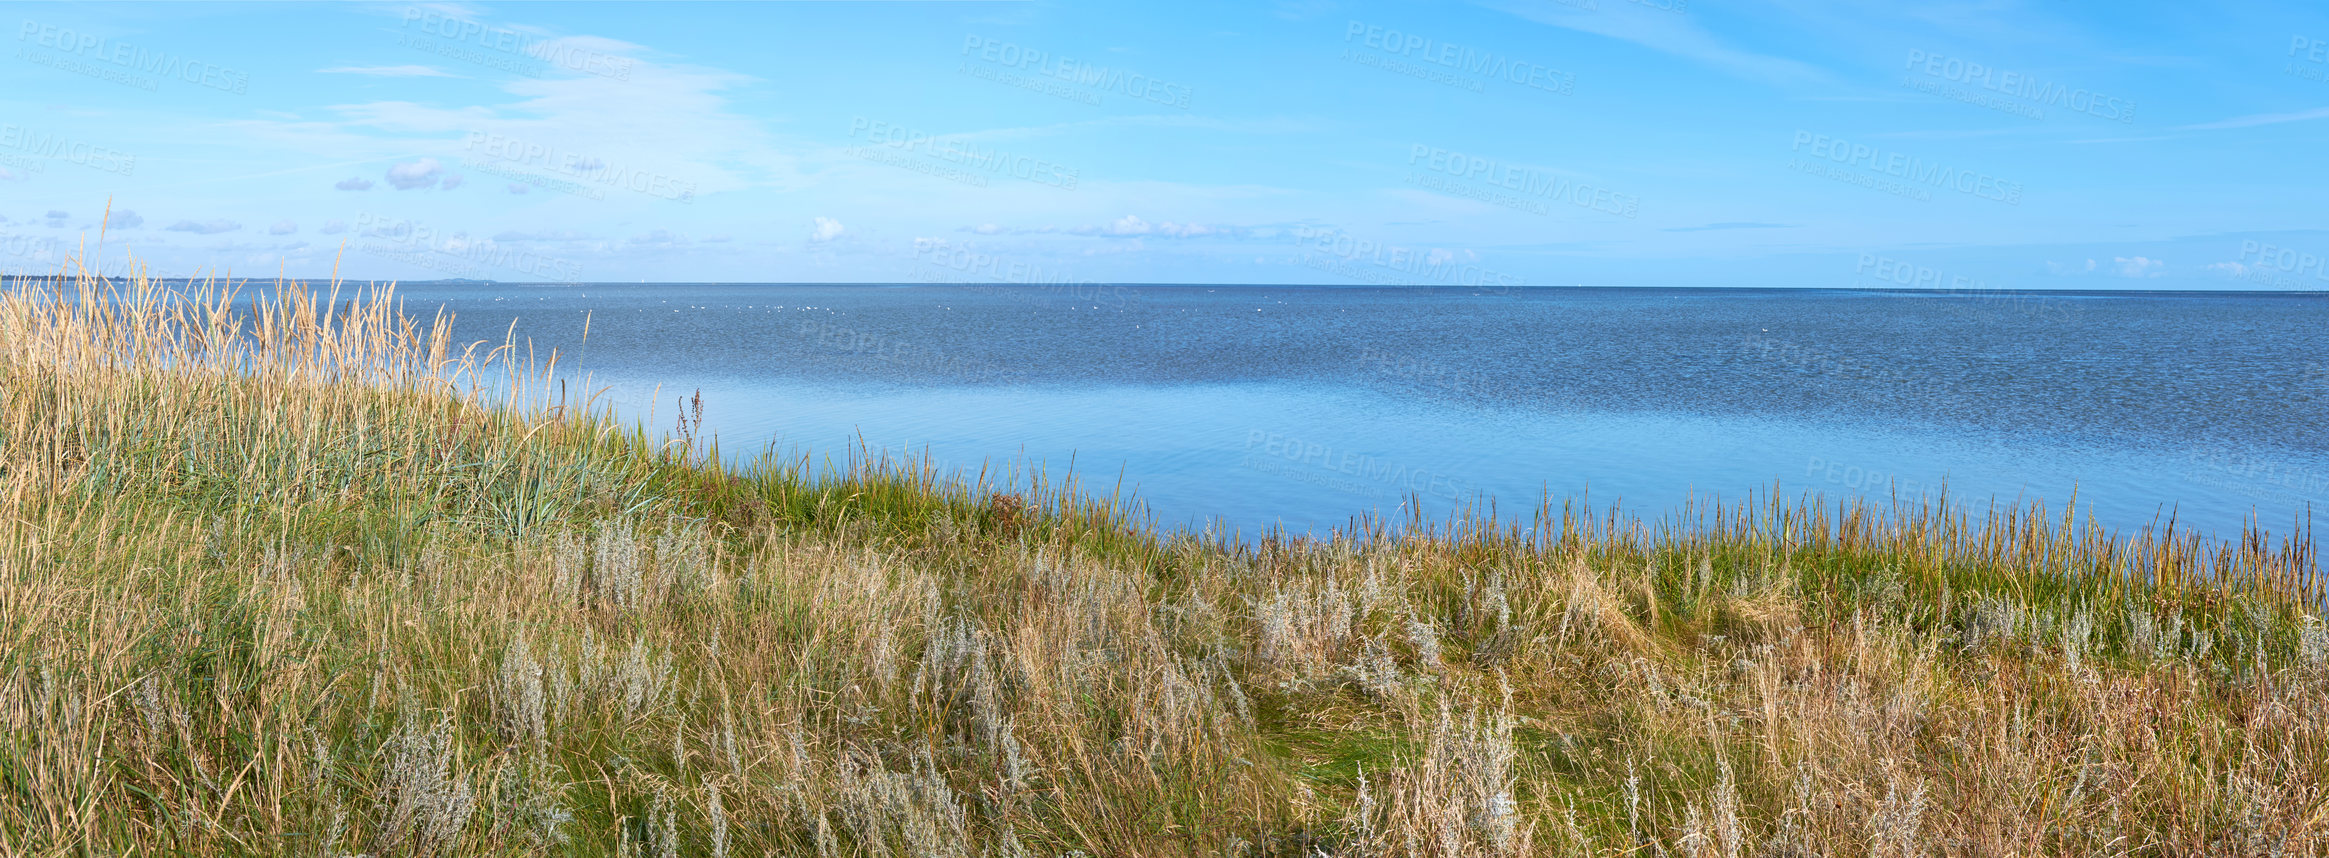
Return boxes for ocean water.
[389,282,2329,542]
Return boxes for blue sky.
[4,0,2328,289]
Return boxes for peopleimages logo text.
[400,7,633,80]
[1905,50,2133,123]
[1789,131,2022,205]
[1342,21,1573,95]
[2237,240,2329,285]
[1854,254,1987,291]
[2290,35,2329,82]
[2295,35,2329,63]
[0,124,136,175]
[465,132,694,202]
[1243,430,1471,502]
[352,213,584,283]
[1,234,59,262]
[1854,253,2081,323]
[847,117,1079,189]
[960,35,1191,108]
[17,20,248,94]
[1408,145,1638,218]
[796,319,1021,384]
[909,238,1131,306]
[1291,226,1524,292]
[1806,457,1939,498]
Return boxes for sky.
[4,0,2329,289]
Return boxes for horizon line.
[13,273,2326,297]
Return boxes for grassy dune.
[2,257,2325,856]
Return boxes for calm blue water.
[389,283,2329,542]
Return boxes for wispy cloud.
[243,36,797,200]
[1663,222,1795,233]
[630,229,686,248]
[2063,135,2182,145]
[940,113,1324,144]
[1480,0,1827,86]
[1867,127,2034,141]
[2178,106,2329,131]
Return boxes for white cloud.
[234,37,797,204]
[2113,256,2165,278]
[493,230,592,242]
[269,220,298,235]
[167,219,242,235]
[319,65,458,78]
[335,177,375,191]
[106,210,144,229]
[320,219,347,235]
[1082,216,1235,238]
[810,217,844,242]
[441,173,465,191]
[2205,261,2248,276]
[386,158,445,190]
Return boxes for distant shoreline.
[28,274,2328,296]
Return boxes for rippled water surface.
[393,283,2329,540]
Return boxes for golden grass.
[1,252,2324,856]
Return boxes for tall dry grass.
[1,252,2324,856]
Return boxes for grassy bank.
[3,259,2325,857]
